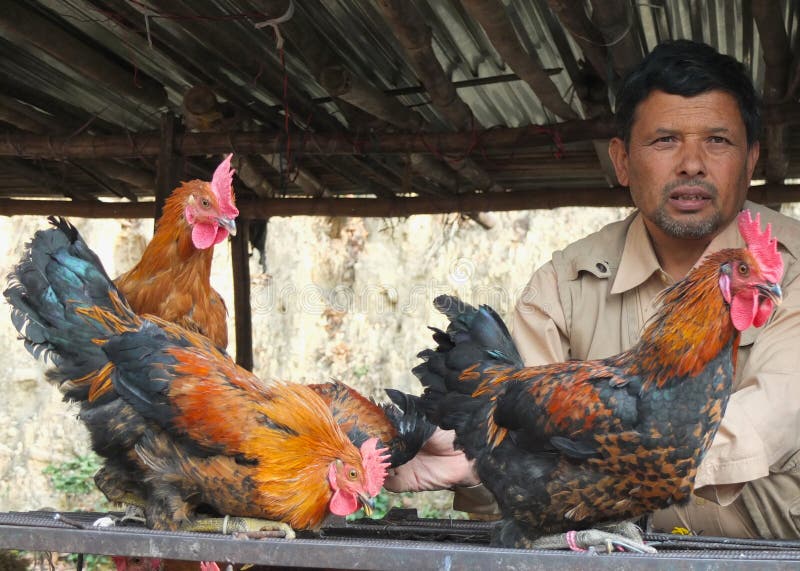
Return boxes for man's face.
[609,90,760,241]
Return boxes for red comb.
[211,154,239,218]
[738,210,783,283]
[360,437,390,497]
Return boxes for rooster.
[115,154,238,349]
[310,382,435,469]
[414,210,783,549]
[5,217,389,534]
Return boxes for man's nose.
[676,139,707,177]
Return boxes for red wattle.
[329,489,358,516]
[730,291,757,331]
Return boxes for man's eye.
[654,136,675,144]
[709,136,729,144]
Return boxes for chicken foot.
[184,515,296,539]
[530,521,656,553]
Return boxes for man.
[386,40,800,539]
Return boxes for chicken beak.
[757,282,782,305]
[358,493,374,517]
[217,217,237,236]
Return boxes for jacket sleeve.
[694,273,800,504]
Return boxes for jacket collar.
[610,200,799,295]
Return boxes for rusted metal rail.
[1,511,800,570]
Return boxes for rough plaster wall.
[0,207,635,510]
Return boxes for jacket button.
[596,262,608,273]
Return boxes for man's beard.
[652,179,720,239]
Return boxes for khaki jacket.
[457,202,800,539]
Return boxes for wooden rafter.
[589,0,643,77]
[545,0,612,85]
[154,113,182,223]
[377,0,476,130]
[0,158,99,202]
[0,117,617,158]
[0,1,166,109]
[3,184,799,218]
[753,0,792,183]
[461,0,578,120]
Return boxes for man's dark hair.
[614,40,761,147]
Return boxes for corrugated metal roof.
[0,0,798,208]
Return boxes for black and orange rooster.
[5,218,390,535]
[115,154,238,349]
[414,210,783,549]
[310,382,435,469]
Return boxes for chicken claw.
[530,521,655,554]
[184,516,296,539]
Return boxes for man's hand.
[384,428,480,492]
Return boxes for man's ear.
[608,137,629,187]
[746,141,760,181]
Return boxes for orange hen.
[115,154,238,349]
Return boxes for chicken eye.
[347,468,358,480]
[737,262,749,276]
[201,198,211,208]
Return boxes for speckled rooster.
[115,154,238,349]
[5,218,389,535]
[415,210,783,548]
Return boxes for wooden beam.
[3,184,799,218]
[231,220,253,371]
[0,158,99,202]
[589,0,643,77]
[377,0,478,129]
[753,0,792,182]
[320,65,425,131]
[0,94,156,194]
[232,155,276,198]
[0,1,166,109]
[0,199,155,218]
[154,113,182,224]
[0,117,617,158]
[461,0,578,119]
[546,0,612,85]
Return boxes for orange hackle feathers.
[241,383,368,530]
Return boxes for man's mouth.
[667,187,713,212]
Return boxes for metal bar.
[1,523,800,570]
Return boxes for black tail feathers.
[414,295,523,429]
[383,388,436,466]
[4,217,137,401]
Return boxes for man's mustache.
[661,178,719,198]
